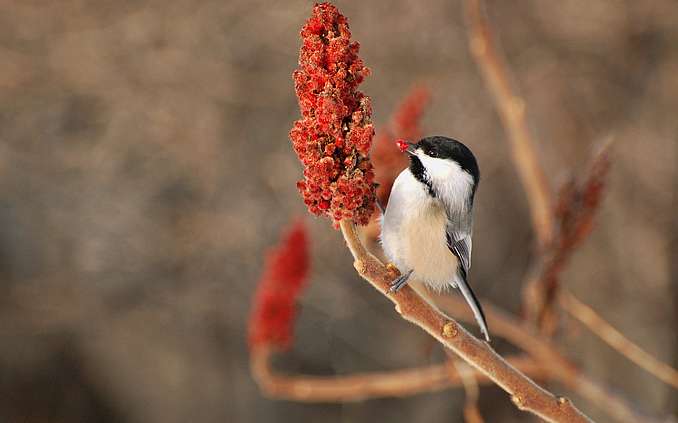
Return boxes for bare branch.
[561,290,678,390]
[340,220,592,423]
[251,346,546,402]
[464,0,553,250]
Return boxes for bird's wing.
[445,225,472,274]
[446,224,490,342]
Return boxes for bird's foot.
[389,269,413,293]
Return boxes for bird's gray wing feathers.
[445,226,490,342]
[447,232,472,273]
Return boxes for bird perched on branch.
[380,136,489,341]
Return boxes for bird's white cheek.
[417,154,474,207]
[417,154,449,179]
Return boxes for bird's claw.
[388,269,413,293]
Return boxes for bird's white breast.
[380,169,459,291]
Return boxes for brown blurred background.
[0,1,676,422]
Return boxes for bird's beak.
[404,142,416,155]
[396,139,417,155]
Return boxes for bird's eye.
[428,149,438,158]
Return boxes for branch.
[251,346,546,402]
[465,0,553,250]
[340,220,592,423]
[560,290,678,390]
[435,295,669,423]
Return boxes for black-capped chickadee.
[380,136,490,341]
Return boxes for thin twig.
[340,220,592,423]
[573,373,674,423]
[465,0,553,250]
[561,290,678,390]
[251,346,546,402]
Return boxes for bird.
[380,135,490,341]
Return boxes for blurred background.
[0,0,676,421]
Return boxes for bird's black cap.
[416,136,480,187]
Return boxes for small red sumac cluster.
[371,86,430,206]
[392,86,430,142]
[289,2,376,225]
[554,147,610,251]
[248,220,309,350]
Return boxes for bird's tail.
[455,276,490,342]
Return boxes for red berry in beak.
[396,138,409,153]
